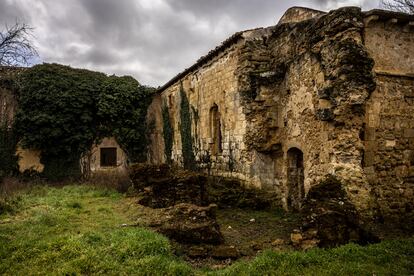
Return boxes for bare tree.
[0,22,38,66]
[381,0,414,14]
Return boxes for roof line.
[363,8,414,21]
[157,7,414,94]
[283,6,327,14]
[157,28,262,93]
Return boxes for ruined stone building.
[0,67,128,174]
[147,7,414,223]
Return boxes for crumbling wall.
[363,15,414,223]
[154,38,252,182]
[146,93,165,164]
[236,7,376,212]
[150,7,413,217]
[278,7,326,24]
[16,146,44,173]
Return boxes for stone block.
[364,127,376,141]
[404,128,414,138]
[368,113,380,128]
[318,99,332,109]
[386,140,396,148]
[363,151,375,167]
[364,141,377,151]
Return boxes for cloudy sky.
[0,0,381,87]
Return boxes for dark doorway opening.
[100,147,117,167]
[287,147,304,210]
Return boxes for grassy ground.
[0,184,413,275]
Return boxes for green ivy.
[179,85,195,170]
[97,75,154,163]
[0,120,18,180]
[14,63,154,180]
[162,102,173,164]
[191,105,199,148]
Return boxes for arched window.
[287,147,304,210]
[209,104,222,155]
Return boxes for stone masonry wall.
[149,38,252,181]
[148,7,413,217]
[363,16,414,222]
[236,7,376,212]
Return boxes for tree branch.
[0,21,38,66]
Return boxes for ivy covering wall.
[162,102,173,164]
[0,120,18,179]
[179,86,195,170]
[12,63,154,180]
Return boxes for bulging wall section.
[236,7,376,211]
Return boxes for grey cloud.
[1,0,380,86]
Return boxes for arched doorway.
[287,147,304,210]
[209,104,222,155]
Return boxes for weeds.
[0,184,413,275]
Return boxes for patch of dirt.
[175,207,301,268]
[126,165,303,268]
[121,195,301,268]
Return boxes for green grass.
[211,240,414,275]
[0,185,191,275]
[0,185,413,275]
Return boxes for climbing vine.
[162,102,173,164]
[228,141,236,172]
[97,75,154,163]
[191,105,199,148]
[0,70,19,180]
[179,85,195,170]
[14,63,154,180]
[0,120,18,180]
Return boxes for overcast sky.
[0,0,381,87]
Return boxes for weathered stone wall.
[364,13,414,75]
[146,93,165,164]
[151,38,250,178]
[364,75,414,222]
[149,7,414,218]
[278,7,326,24]
[16,145,44,173]
[87,137,128,172]
[363,15,414,222]
[235,7,376,211]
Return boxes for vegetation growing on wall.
[0,120,18,179]
[179,85,195,170]
[14,63,153,180]
[162,103,173,164]
[0,69,23,181]
[98,75,154,163]
[190,105,199,148]
[228,142,235,172]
